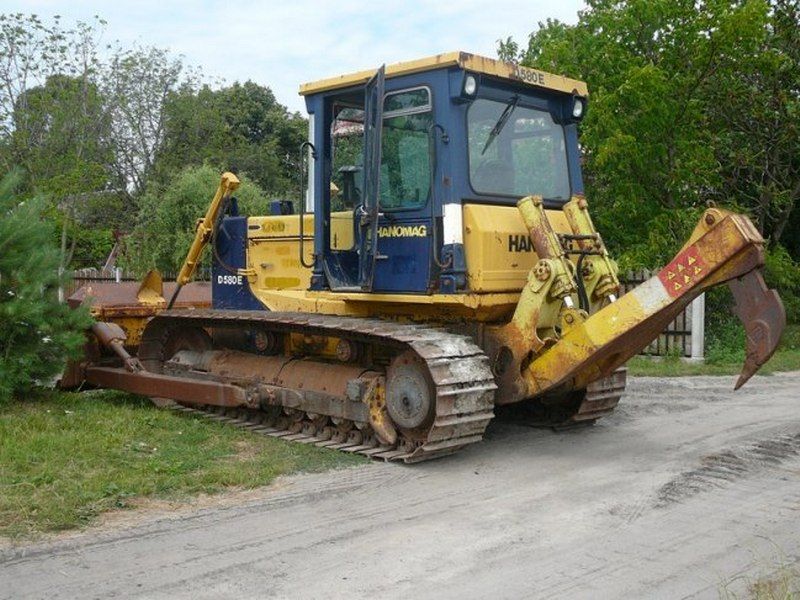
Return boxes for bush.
[120,165,269,275]
[764,245,800,325]
[703,243,799,363]
[0,171,91,405]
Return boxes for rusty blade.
[729,269,786,390]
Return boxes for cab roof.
[299,51,588,97]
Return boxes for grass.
[628,324,800,377]
[748,568,799,600]
[719,558,800,599]
[0,389,363,539]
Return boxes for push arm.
[168,172,240,308]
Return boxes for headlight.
[572,97,585,119]
[463,74,477,96]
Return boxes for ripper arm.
[494,198,785,404]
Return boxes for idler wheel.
[386,350,435,432]
[161,326,212,365]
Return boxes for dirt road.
[2,372,800,599]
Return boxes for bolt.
[534,261,551,281]
[705,213,716,226]
[336,339,357,362]
[564,313,575,324]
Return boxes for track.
[138,310,498,463]
[136,310,628,459]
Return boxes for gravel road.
[3,372,800,599]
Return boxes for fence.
[619,268,705,360]
[63,267,204,300]
[66,267,706,359]
[62,267,144,301]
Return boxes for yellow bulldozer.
[62,52,785,462]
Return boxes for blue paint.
[211,216,264,311]
[373,218,432,293]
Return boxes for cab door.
[371,86,435,293]
[357,66,385,291]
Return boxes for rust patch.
[729,269,786,389]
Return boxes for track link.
[495,368,627,430]
[139,310,497,463]
[563,368,627,426]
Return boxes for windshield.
[467,98,571,200]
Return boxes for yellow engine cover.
[246,211,356,292]
[462,204,572,292]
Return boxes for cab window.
[468,98,570,200]
[379,88,433,211]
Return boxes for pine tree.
[0,171,91,404]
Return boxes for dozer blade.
[729,269,786,390]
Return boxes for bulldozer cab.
[301,52,588,295]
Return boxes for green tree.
[11,74,112,196]
[153,81,306,196]
[103,45,198,200]
[501,0,799,269]
[10,74,120,269]
[120,164,269,274]
[706,0,800,245]
[0,14,122,270]
[0,171,90,404]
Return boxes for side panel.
[246,213,351,294]
[462,204,572,292]
[373,219,432,292]
[247,215,314,292]
[212,216,264,310]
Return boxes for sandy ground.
[2,372,800,599]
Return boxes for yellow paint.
[522,208,766,397]
[287,332,341,359]
[108,316,150,348]
[561,196,620,312]
[330,212,355,249]
[262,277,303,288]
[176,172,240,286]
[136,270,166,305]
[300,51,588,97]
[252,287,521,322]
[244,202,581,320]
[246,211,354,292]
[462,203,572,292]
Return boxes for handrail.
[298,141,317,269]
[427,122,451,269]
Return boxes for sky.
[4,0,585,114]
